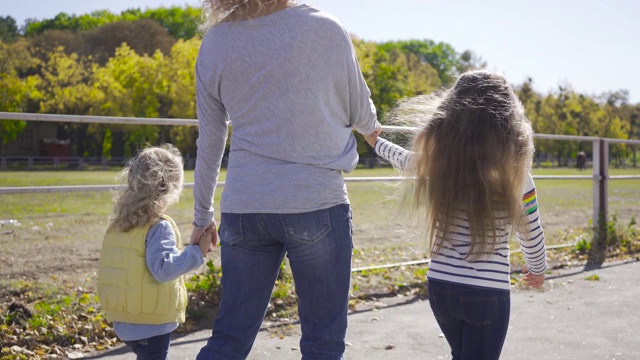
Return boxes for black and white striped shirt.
[374,138,547,291]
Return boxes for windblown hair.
[108,144,184,232]
[200,0,286,32]
[392,70,534,260]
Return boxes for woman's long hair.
[200,0,285,32]
[393,70,534,260]
[108,144,184,232]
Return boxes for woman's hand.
[522,264,545,288]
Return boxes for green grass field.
[1,166,638,245]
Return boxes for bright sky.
[4,0,640,103]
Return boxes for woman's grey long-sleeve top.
[194,4,380,224]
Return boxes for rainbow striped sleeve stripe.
[522,188,538,215]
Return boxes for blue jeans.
[197,204,353,360]
[123,332,171,360]
[428,279,510,360]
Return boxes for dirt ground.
[0,196,636,293]
[0,218,101,283]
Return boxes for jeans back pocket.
[219,213,243,245]
[461,296,498,326]
[279,208,332,244]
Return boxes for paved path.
[88,260,640,360]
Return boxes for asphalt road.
[88,260,640,360]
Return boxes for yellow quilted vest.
[98,215,187,324]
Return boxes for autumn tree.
[27,29,82,62]
[83,19,176,64]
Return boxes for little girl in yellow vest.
[98,145,213,359]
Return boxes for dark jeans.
[197,204,353,360]
[428,279,510,360]
[123,332,171,360]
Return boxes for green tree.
[456,50,487,74]
[36,47,105,156]
[621,102,640,166]
[166,38,201,156]
[93,44,169,156]
[24,11,117,35]
[24,6,202,40]
[143,6,202,39]
[379,39,472,84]
[0,39,40,144]
[0,16,19,43]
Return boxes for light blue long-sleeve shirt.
[113,220,204,341]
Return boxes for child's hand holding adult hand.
[364,128,381,148]
[522,264,545,288]
[197,227,217,256]
[190,221,218,256]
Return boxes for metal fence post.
[589,139,609,265]
[592,139,609,227]
[592,139,609,225]
[592,140,599,226]
[598,139,609,226]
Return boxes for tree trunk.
[75,123,89,158]
[111,130,125,159]
[95,128,105,158]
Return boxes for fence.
[5,155,633,171]
[2,112,640,239]
[0,156,128,171]
[0,156,200,171]
[0,155,609,172]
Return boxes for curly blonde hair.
[200,0,288,32]
[108,144,184,232]
[392,70,534,260]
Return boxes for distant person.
[577,151,586,171]
[98,145,212,360]
[365,70,547,360]
[191,0,381,359]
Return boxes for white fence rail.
[1,112,640,232]
[0,112,199,126]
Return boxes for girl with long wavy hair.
[365,70,547,360]
[192,0,381,359]
[98,145,212,359]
